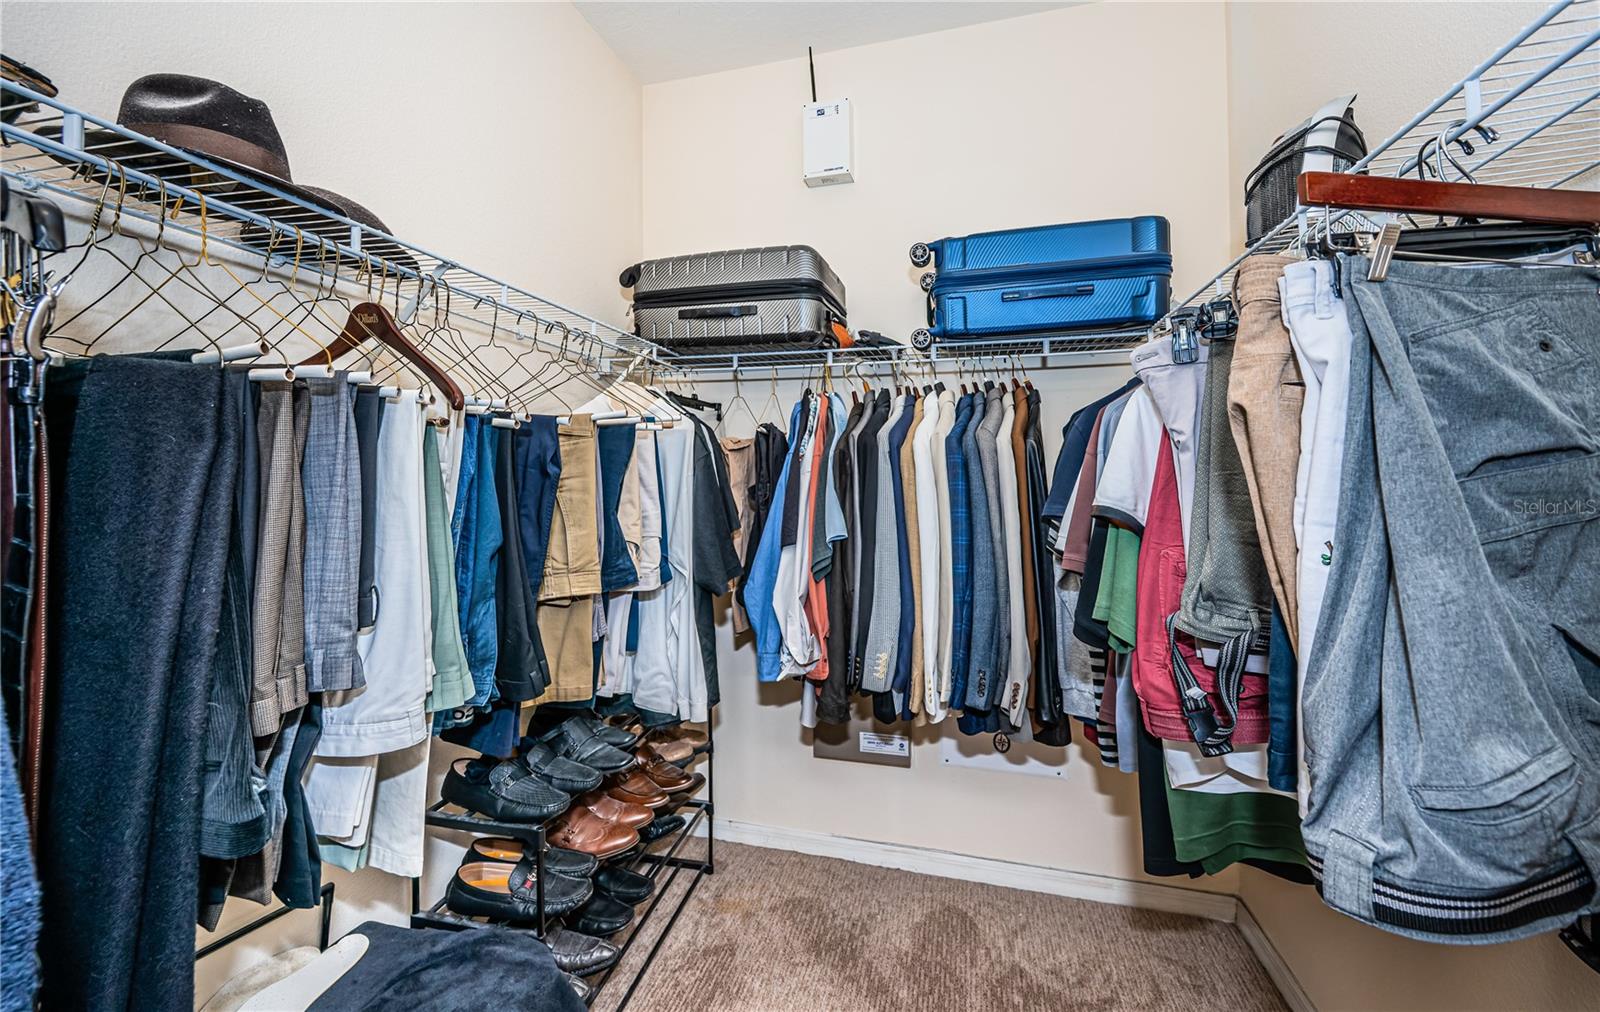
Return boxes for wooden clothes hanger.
[1298,172,1600,228]
[298,296,464,409]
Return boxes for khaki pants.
[1225,254,1302,646]
[537,595,597,702]
[540,415,602,600]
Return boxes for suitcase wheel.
[919,271,936,292]
[909,242,931,268]
[911,328,933,350]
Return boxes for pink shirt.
[1132,437,1271,743]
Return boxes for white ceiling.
[575,2,1079,84]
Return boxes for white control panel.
[802,98,853,187]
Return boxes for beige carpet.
[599,841,1285,1012]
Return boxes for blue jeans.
[515,416,562,595]
[596,424,639,592]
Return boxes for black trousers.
[39,356,234,1011]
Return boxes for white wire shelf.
[0,80,661,374]
[5,0,1593,380]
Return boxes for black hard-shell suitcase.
[620,245,848,350]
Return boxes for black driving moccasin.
[566,713,640,750]
[566,890,634,937]
[440,757,570,823]
[542,720,636,774]
[544,926,621,975]
[445,857,592,921]
[637,813,686,844]
[466,837,599,879]
[594,864,654,905]
[519,741,605,794]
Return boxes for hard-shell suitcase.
[620,245,848,350]
[907,216,1171,349]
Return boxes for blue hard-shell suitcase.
[908,216,1172,348]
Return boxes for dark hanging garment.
[38,355,235,1012]
[1025,388,1070,746]
[735,422,786,618]
[849,390,890,691]
[493,427,546,703]
[688,414,742,708]
[818,398,863,725]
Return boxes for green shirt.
[1164,781,1307,872]
[1093,525,1140,654]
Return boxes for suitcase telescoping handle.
[678,305,759,319]
[1000,282,1095,302]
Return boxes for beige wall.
[0,0,641,326]
[643,0,1238,892]
[0,2,641,1005]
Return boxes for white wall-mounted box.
[802,98,853,187]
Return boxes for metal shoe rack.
[406,723,715,1010]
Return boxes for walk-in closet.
[2,2,1598,1010]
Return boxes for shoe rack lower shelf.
[409,782,714,1010]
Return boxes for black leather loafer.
[595,864,654,904]
[544,926,621,975]
[464,838,600,879]
[568,713,639,750]
[542,721,636,773]
[445,857,592,921]
[519,741,604,794]
[637,813,686,844]
[566,890,634,937]
[440,757,569,823]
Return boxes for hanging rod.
[0,80,666,373]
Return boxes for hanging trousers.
[39,356,235,1012]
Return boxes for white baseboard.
[707,817,1239,923]
[1235,901,1316,1012]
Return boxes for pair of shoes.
[446,854,592,921]
[465,837,598,878]
[641,724,706,764]
[540,717,637,773]
[466,837,653,904]
[440,757,568,823]
[547,926,620,975]
[518,741,603,795]
[595,864,654,904]
[547,802,640,859]
[634,745,707,795]
[568,890,635,937]
[607,767,669,808]
[638,813,687,845]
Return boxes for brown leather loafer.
[547,806,639,859]
[606,768,669,809]
[635,746,702,794]
[581,790,653,829]
[641,728,695,764]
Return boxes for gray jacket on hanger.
[962,391,996,708]
[860,395,908,692]
[972,385,1010,707]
